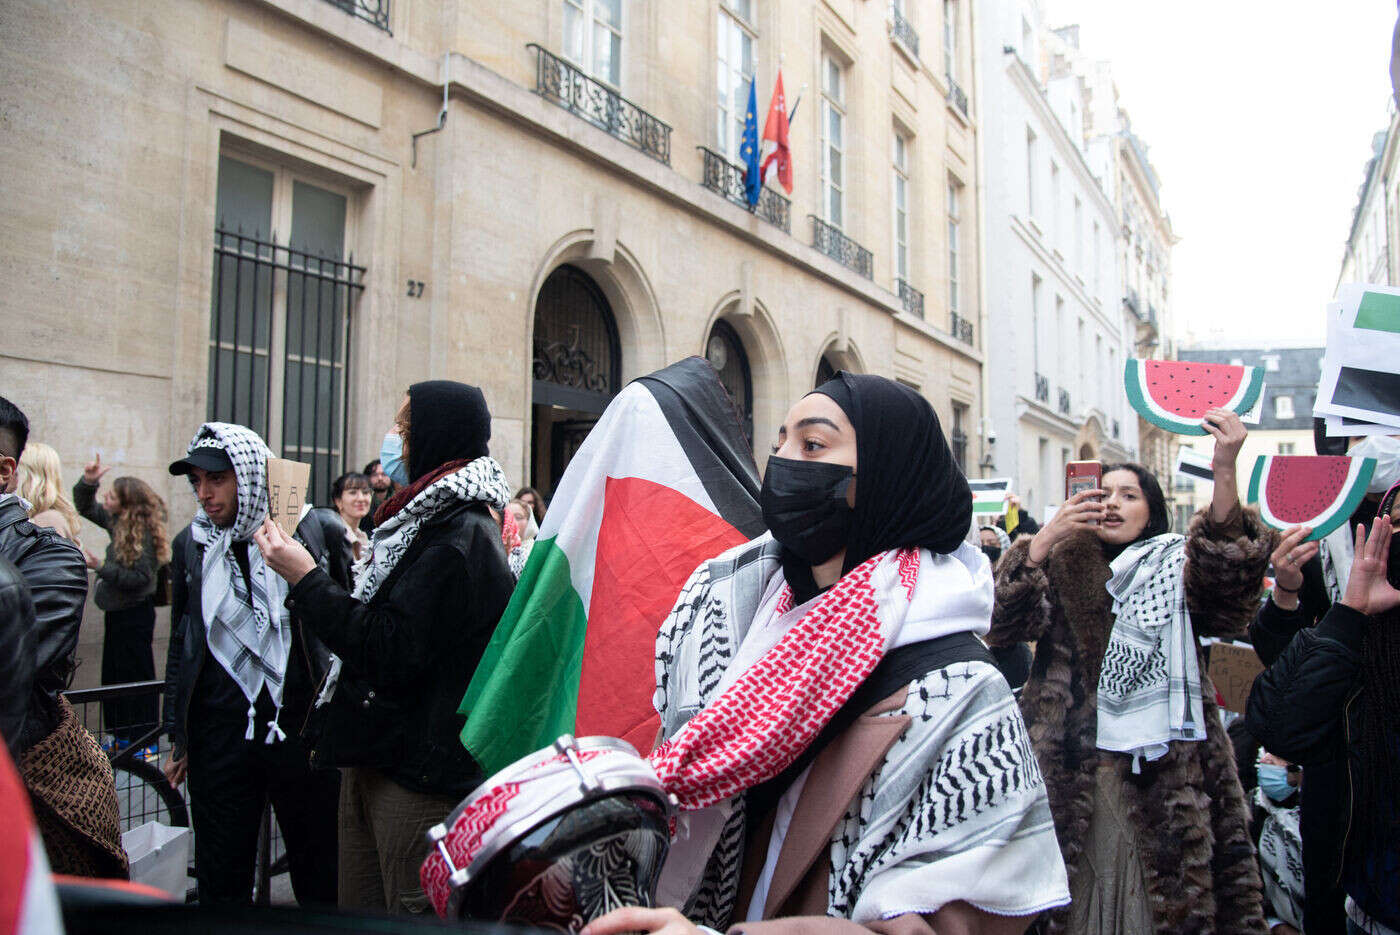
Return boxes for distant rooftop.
[1175,346,1323,432]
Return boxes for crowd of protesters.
[1,373,1397,935]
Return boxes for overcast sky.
[1046,0,1397,350]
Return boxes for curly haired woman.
[73,455,171,748]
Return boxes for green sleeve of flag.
[458,536,590,776]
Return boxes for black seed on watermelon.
[1264,457,1352,524]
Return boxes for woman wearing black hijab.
[257,381,516,914]
[586,373,1069,935]
[987,409,1273,934]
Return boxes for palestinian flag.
[459,357,765,774]
[0,746,64,934]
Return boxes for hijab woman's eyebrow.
[794,417,841,432]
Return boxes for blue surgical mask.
[1257,763,1295,803]
[380,432,409,486]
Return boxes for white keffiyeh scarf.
[315,457,511,705]
[185,423,292,744]
[1098,533,1206,771]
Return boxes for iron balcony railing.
[1034,372,1050,403]
[890,6,920,58]
[1147,303,1160,328]
[1058,388,1072,415]
[325,0,390,32]
[697,147,792,233]
[946,76,969,119]
[950,310,974,345]
[528,44,672,165]
[1124,287,1141,318]
[810,216,873,279]
[1112,419,1121,439]
[897,279,925,319]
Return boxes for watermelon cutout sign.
[1124,359,1265,436]
[1247,455,1377,542]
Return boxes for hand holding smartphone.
[1066,461,1103,526]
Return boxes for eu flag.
[740,78,761,208]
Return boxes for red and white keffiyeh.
[648,548,922,811]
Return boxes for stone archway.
[701,293,788,460]
[814,337,866,388]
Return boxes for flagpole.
[788,84,806,126]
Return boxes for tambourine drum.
[422,736,675,931]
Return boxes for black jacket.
[294,508,360,592]
[162,523,333,757]
[72,479,159,611]
[1245,603,1373,934]
[0,553,35,760]
[288,500,514,798]
[0,496,87,754]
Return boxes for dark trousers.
[186,710,338,906]
[100,601,158,742]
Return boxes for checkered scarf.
[186,423,292,744]
[1098,533,1206,771]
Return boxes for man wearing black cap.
[162,422,337,906]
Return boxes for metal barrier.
[62,680,289,904]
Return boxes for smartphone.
[1065,462,1103,521]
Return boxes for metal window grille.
[897,279,925,319]
[890,3,920,58]
[946,76,969,118]
[324,0,390,33]
[1034,372,1050,403]
[698,147,793,232]
[949,310,974,345]
[208,226,365,499]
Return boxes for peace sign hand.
[82,453,112,485]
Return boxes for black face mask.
[982,544,1002,565]
[760,456,855,565]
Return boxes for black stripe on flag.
[636,358,767,539]
[1334,366,1400,423]
[1179,461,1214,482]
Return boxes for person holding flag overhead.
[583,372,1068,934]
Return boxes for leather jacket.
[0,553,35,760]
[0,495,88,753]
[161,522,334,757]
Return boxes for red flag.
[760,71,793,194]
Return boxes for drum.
[421,735,676,930]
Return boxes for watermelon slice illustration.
[1123,358,1265,436]
[1247,455,1377,542]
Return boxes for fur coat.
[988,505,1270,934]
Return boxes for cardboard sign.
[266,458,312,537]
[1207,640,1264,714]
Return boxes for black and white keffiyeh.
[186,422,291,744]
[315,456,511,706]
[1098,533,1206,771]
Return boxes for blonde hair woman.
[18,442,81,542]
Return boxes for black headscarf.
[781,372,972,601]
[406,380,492,483]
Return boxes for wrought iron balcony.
[697,147,792,233]
[810,216,873,279]
[1058,388,1072,415]
[950,311,974,345]
[1112,419,1121,439]
[325,0,390,32]
[528,44,672,165]
[1123,287,1141,318]
[946,76,969,119]
[1034,372,1050,403]
[890,6,920,58]
[1147,303,1160,328]
[897,279,925,319]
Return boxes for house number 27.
[406,280,426,298]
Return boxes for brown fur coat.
[988,506,1269,934]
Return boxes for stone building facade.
[1,0,986,544]
[976,0,1131,521]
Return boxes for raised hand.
[252,517,317,585]
[1342,520,1400,617]
[1269,526,1316,610]
[1202,408,1247,471]
[82,453,112,485]
[1028,488,1105,565]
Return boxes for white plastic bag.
[121,821,190,899]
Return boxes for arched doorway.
[531,264,621,496]
[1079,443,1096,460]
[705,319,753,443]
[815,354,838,388]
